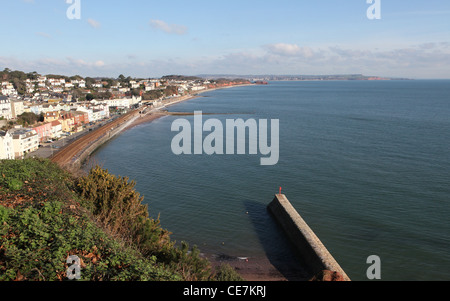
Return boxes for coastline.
[207,254,309,281]
[117,83,309,281]
[123,83,255,131]
[74,83,299,281]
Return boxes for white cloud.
[2,42,450,79]
[0,56,107,77]
[66,57,105,68]
[265,43,315,58]
[87,19,101,29]
[35,32,52,39]
[94,60,105,67]
[149,19,188,35]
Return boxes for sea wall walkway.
[268,194,351,281]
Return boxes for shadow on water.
[242,199,312,281]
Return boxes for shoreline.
[206,254,309,281]
[123,83,255,131]
[81,83,302,281]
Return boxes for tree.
[86,93,95,101]
[27,72,39,80]
[131,89,141,97]
[17,112,40,126]
[84,77,94,89]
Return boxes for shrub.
[214,264,245,281]
[77,166,216,280]
[0,201,180,281]
[1,160,244,281]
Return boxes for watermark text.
[171,111,279,166]
[66,0,81,20]
[367,0,381,20]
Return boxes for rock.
[309,270,345,281]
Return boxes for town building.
[50,120,63,139]
[33,123,52,143]
[1,82,17,96]
[10,99,25,119]
[0,96,12,120]
[10,128,39,159]
[0,130,14,160]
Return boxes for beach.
[123,84,255,131]
[207,254,310,281]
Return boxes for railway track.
[51,110,139,168]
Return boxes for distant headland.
[197,74,412,81]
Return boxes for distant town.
[0,68,408,161]
[0,68,251,160]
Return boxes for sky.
[0,0,450,79]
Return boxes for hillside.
[0,158,242,281]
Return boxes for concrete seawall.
[268,194,351,281]
[70,114,140,170]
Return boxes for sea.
[86,80,450,281]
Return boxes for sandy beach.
[207,254,310,281]
[124,83,255,131]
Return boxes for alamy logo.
[66,0,81,20]
[66,255,81,280]
[367,0,381,20]
[171,111,280,166]
[366,255,381,280]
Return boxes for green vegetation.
[161,75,202,81]
[0,68,32,95]
[142,89,164,101]
[16,112,44,127]
[0,159,244,281]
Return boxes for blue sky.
[1,0,450,78]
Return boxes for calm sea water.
[88,81,450,280]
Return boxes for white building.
[105,96,142,109]
[0,96,12,120]
[28,104,44,115]
[191,85,206,91]
[76,107,94,123]
[0,131,14,160]
[78,80,86,88]
[129,80,140,89]
[10,128,39,159]
[105,98,130,109]
[10,99,25,119]
[93,104,109,120]
[1,82,17,96]
[48,78,66,87]
[145,82,156,91]
[50,120,63,139]
[26,79,35,93]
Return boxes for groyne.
[268,194,351,281]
